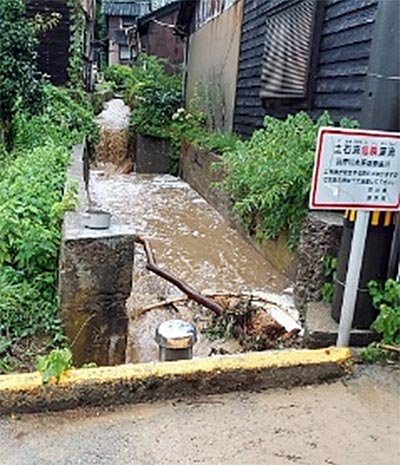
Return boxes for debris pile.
[205,293,302,351]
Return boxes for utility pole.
[332,0,400,342]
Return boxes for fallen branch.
[133,296,190,317]
[133,291,282,318]
[377,343,400,354]
[134,236,224,316]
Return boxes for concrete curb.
[0,348,352,415]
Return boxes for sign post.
[336,210,369,347]
[310,127,400,347]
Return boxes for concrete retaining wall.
[180,144,295,277]
[180,144,345,321]
[135,133,170,174]
[59,145,135,367]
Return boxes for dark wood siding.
[234,0,379,137]
[313,0,378,122]
[234,0,271,137]
[139,9,183,73]
[26,0,70,86]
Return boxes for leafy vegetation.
[170,107,239,153]
[67,0,86,86]
[0,0,43,147]
[126,56,182,138]
[103,58,240,174]
[103,64,135,92]
[37,348,73,383]
[321,255,338,304]
[361,279,400,363]
[0,85,97,373]
[368,279,400,344]
[104,57,183,129]
[169,106,240,174]
[12,85,98,152]
[218,112,357,248]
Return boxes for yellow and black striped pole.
[343,210,396,227]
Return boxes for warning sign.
[310,127,400,211]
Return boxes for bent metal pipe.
[134,236,224,317]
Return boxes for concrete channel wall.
[59,145,135,367]
[135,133,170,174]
[180,144,295,277]
[180,144,344,317]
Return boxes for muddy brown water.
[89,172,294,363]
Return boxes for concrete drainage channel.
[0,142,353,414]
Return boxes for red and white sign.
[310,127,400,211]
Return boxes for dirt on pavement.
[0,364,398,465]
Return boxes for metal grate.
[260,0,316,99]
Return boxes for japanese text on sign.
[310,127,400,210]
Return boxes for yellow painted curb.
[0,348,352,414]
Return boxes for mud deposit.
[89,172,298,362]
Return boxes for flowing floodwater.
[89,171,295,362]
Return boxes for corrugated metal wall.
[233,0,379,137]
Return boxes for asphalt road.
[0,365,398,465]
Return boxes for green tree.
[0,0,43,147]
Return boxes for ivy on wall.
[0,0,43,147]
[67,0,85,86]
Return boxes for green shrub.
[0,143,69,352]
[0,0,43,146]
[361,279,400,363]
[369,279,400,344]
[12,85,98,152]
[0,143,69,273]
[0,84,97,372]
[103,64,134,91]
[104,57,240,174]
[218,112,357,248]
[127,56,182,138]
[169,107,240,174]
[199,131,240,154]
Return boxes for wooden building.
[103,0,150,65]
[233,0,398,137]
[26,0,96,88]
[138,1,183,73]
[176,0,399,137]
[26,0,70,86]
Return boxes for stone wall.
[294,212,343,320]
[59,145,135,366]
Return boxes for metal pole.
[337,211,370,347]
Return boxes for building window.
[122,16,135,28]
[260,0,318,100]
[119,45,132,61]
